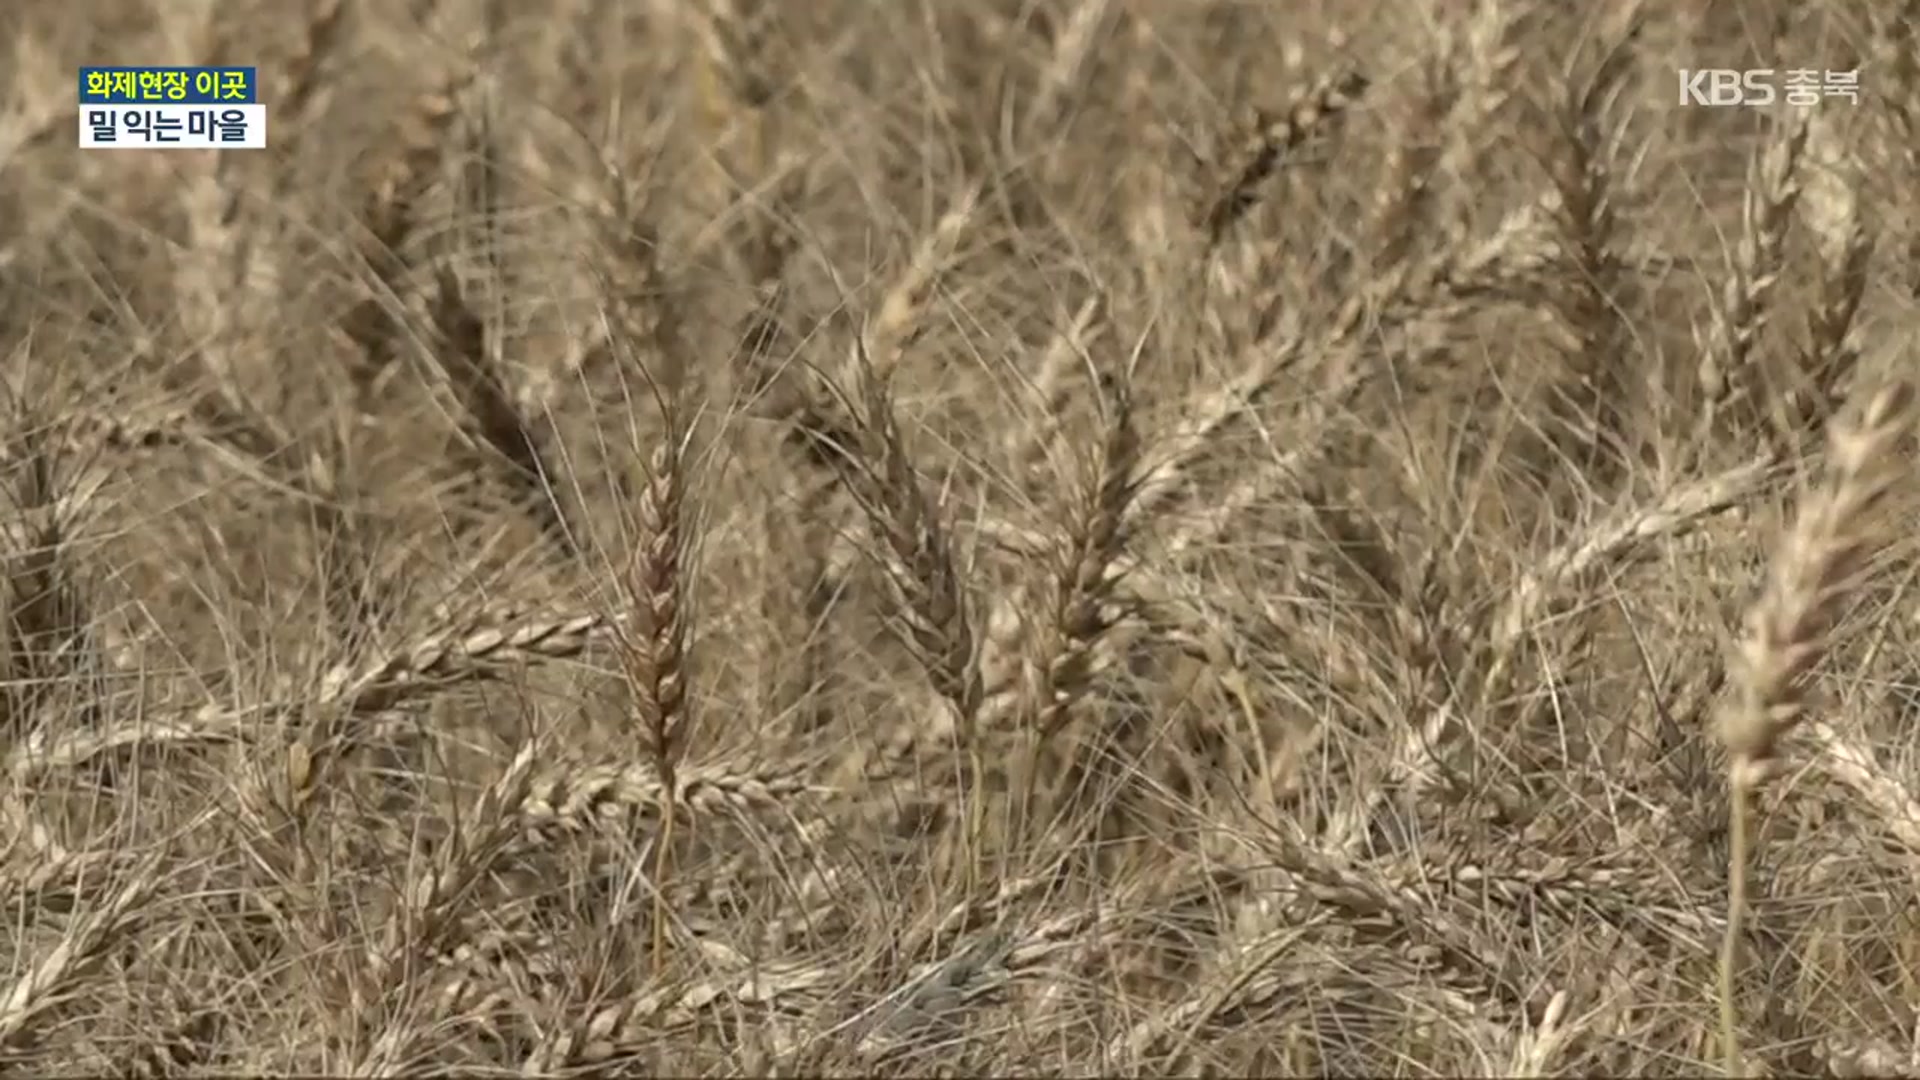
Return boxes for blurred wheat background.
[1,0,1918,1075]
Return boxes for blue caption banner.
[79,67,257,105]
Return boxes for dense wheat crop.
[2,0,1919,1074]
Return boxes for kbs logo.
[1678,69,1776,106]
[1678,68,1861,107]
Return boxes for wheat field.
[2,0,1919,1075]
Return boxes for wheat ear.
[828,349,986,885]
[1696,111,1808,448]
[0,418,99,741]
[1787,120,1872,442]
[341,82,458,393]
[7,608,609,781]
[1540,5,1639,485]
[1713,379,1914,1075]
[354,739,542,1075]
[274,0,347,146]
[1201,68,1369,245]
[0,857,164,1053]
[1016,373,1142,841]
[620,424,692,978]
[1025,0,1116,139]
[427,266,568,548]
